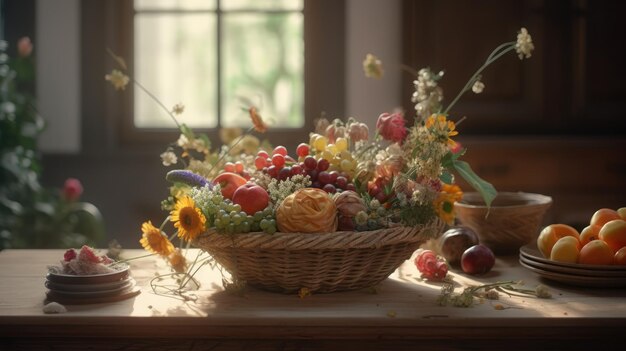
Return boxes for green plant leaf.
[451,159,497,208]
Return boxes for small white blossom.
[472,80,485,94]
[160,151,178,166]
[515,27,534,60]
[177,134,190,148]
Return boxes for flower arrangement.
[106,28,534,296]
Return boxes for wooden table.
[1,249,625,350]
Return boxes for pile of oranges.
[537,208,626,265]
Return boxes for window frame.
[97,0,346,152]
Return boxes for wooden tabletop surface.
[1,248,625,349]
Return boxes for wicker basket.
[194,220,444,294]
[455,192,552,255]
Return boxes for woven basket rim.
[455,191,552,210]
[194,220,444,251]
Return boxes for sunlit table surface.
[1,249,625,350]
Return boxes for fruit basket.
[195,221,443,293]
[104,28,535,296]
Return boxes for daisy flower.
[170,196,207,242]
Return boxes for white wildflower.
[160,150,178,166]
[363,53,384,79]
[105,69,130,90]
[515,27,534,60]
[472,80,485,94]
[177,134,190,148]
[369,199,381,210]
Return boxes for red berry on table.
[414,249,448,281]
[273,145,288,156]
[272,154,285,168]
[257,150,270,159]
[296,143,310,157]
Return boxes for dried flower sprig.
[437,280,551,308]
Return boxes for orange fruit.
[579,240,614,265]
[549,236,580,263]
[537,224,580,258]
[614,247,626,265]
[579,225,601,246]
[590,208,621,227]
[617,207,626,220]
[599,219,626,253]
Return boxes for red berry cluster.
[255,144,357,194]
[414,249,449,281]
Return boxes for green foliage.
[0,39,105,249]
[442,150,497,208]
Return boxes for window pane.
[134,0,216,11]
[134,13,217,128]
[222,13,304,128]
[221,0,303,11]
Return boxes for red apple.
[213,172,247,200]
[232,183,270,215]
[461,244,495,275]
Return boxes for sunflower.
[170,196,206,242]
[434,183,463,225]
[139,221,175,256]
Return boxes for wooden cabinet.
[402,0,626,227]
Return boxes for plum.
[461,244,495,275]
[438,226,479,266]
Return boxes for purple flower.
[165,170,212,189]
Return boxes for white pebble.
[43,302,67,314]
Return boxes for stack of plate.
[45,264,140,304]
[519,244,626,288]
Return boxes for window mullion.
[216,0,222,129]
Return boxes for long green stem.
[132,79,181,129]
[443,43,515,115]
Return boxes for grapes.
[272,154,285,168]
[318,171,331,185]
[335,176,348,189]
[303,156,317,170]
[296,143,310,157]
[255,156,266,170]
[224,162,236,173]
[273,145,288,156]
[267,165,279,178]
[278,167,291,181]
[290,164,303,176]
[317,158,330,171]
[328,171,338,184]
[234,161,244,173]
[414,249,448,281]
[322,183,336,194]
[257,150,270,159]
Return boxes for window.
[133,0,304,130]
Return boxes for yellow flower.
[249,107,268,133]
[167,248,188,273]
[105,69,130,90]
[363,53,384,79]
[170,196,206,242]
[139,221,175,256]
[434,183,463,224]
[425,114,458,147]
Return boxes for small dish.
[46,263,130,284]
[46,279,136,298]
[45,286,141,305]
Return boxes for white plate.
[45,286,141,305]
[45,277,134,292]
[519,244,626,271]
[519,259,626,288]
